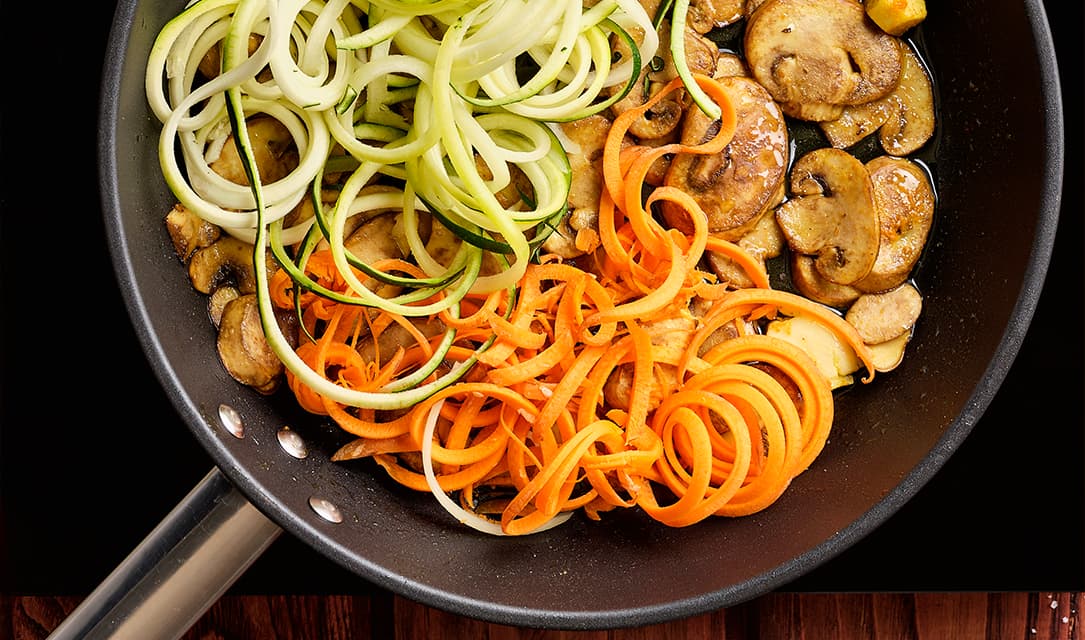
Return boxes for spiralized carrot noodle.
[271,74,878,536]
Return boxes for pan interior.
[98,0,1063,629]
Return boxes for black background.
[1,1,1082,598]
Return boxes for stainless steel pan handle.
[46,468,282,640]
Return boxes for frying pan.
[49,0,1063,636]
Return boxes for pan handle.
[46,467,282,640]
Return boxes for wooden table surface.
[5,592,1081,639]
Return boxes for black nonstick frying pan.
[48,0,1066,636]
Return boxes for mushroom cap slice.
[217,294,286,395]
[687,0,747,32]
[166,203,220,262]
[878,42,936,156]
[776,147,880,285]
[188,235,277,295]
[855,155,935,293]
[790,253,862,308]
[706,208,786,289]
[209,116,298,186]
[845,282,923,344]
[715,52,750,78]
[745,0,903,121]
[821,42,935,155]
[608,20,718,140]
[662,75,790,239]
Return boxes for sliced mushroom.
[343,212,409,297]
[603,314,696,411]
[474,152,535,210]
[706,209,786,289]
[188,235,277,295]
[637,130,683,186]
[845,282,922,345]
[607,20,718,140]
[820,42,935,155]
[542,206,602,260]
[662,75,790,239]
[775,147,880,285]
[550,114,612,243]
[877,43,936,156]
[209,116,298,186]
[424,218,464,269]
[745,0,770,17]
[745,0,903,121]
[647,19,721,85]
[208,286,241,328]
[790,253,862,308]
[198,34,263,80]
[854,155,935,293]
[165,203,221,263]
[690,297,756,355]
[715,52,749,78]
[604,363,682,412]
[344,212,405,268]
[558,114,610,212]
[686,0,747,33]
[216,294,287,395]
[817,95,893,151]
[355,315,448,365]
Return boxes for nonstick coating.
[98,0,1063,630]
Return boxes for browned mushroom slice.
[217,294,288,395]
[355,315,448,365]
[542,207,603,260]
[208,286,241,329]
[648,19,721,84]
[844,282,923,344]
[662,75,789,239]
[775,147,880,285]
[165,203,221,262]
[608,20,718,140]
[687,0,747,33]
[745,0,903,121]
[198,34,262,80]
[745,0,770,16]
[209,116,299,186]
[188,235,277,295]
[877,43,936,156]
[818,96,893,150]
[603,314,696,411]
[820,42,935,155]
[706,210,786,289]
[854,155,935,293]
[557,114,610,210]
[790,253,862,308]
[344,213,405,267]
[343,212,409,296]
[715,52,749,78]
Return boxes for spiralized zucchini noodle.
[145,0,924,535]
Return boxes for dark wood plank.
[4,592,1080,639]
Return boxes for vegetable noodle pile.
[147,0,931,535]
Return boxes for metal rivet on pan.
[277,426,309,459]
[309,497,344,523]
[218,404,244,438]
